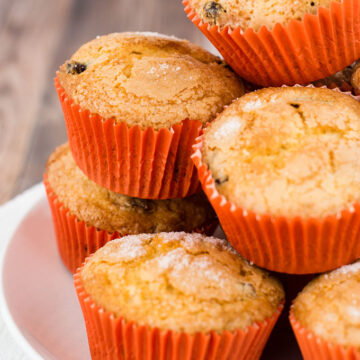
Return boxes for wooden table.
[0,0,212,204]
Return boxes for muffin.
[351,61,360,95]
[184,0,360,86]
[193,86,360,273]
[313,60,360,95]
[74,232,284,360]
[290,261,360,359]
[187,0,338,31]
[45,144,217,272]
[55,32,244,199]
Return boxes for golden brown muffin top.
[202,87,360,218]
[81,232,284,333]
[293,261,360,351]
[188,0,341,31]
[58,32,244,130]
[46,144,216,234]
[351,61,360,94]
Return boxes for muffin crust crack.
[81,233,284,333]
[58,32,244,130]
[203,87,360,217]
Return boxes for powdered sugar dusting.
[97,232,237,265]
[157,248,191,270]
[158,231,236,254]
[146,63,172,76]
[193,256,223,283]
[99,235,152,260]
[86,232,269,314]
[346,305,360,320]
[242,98,263,111]
[159,63,169,70]
[156,247,223,284]
[327,260,360,278]
[214,116,243,140]
[124,31,182,41]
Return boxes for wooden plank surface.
[0,0,213,203]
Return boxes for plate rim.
[0,183,45,360]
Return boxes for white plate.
[0,189,301,359]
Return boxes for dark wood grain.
[0,0,72,203]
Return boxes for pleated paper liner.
[289,310,360,360]
[192,135,360,274]
[183,0,360,86]
[44,176,218,274]
[55,76,202,199]
[74,267,283,360]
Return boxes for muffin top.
[293,261,360,351]
[351,61,360,94]
[46,144,216,234]
[81,232,284,333]
[188,0,341,31]
[202,87,360,218]
[57,32,244,130]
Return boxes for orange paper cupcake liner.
[44,176,218,273]
[290,310,360,360]
[74,266,283,360]
[192,135,360,274]
[184,0,360,86]
[55,76,202,199]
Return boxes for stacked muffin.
[46,32,245,273]
[190,85,360,358]
[75,232,285,359]
[184,0,360,86]
[194,86,360,274]
[290,261,360,359]
[45,144,219,272]
[45,31,290,359]
[55,32,244,198]
[45,2,360,358]
[182,1,360,358]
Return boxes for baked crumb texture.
[184,0,360,87]
[58,32,243,130]
[203,87,360,219]
[193,86,360,274]
[80,232,284,334]
[187,0,339,31]
[46,144,217,234]
[292,261,360,353]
